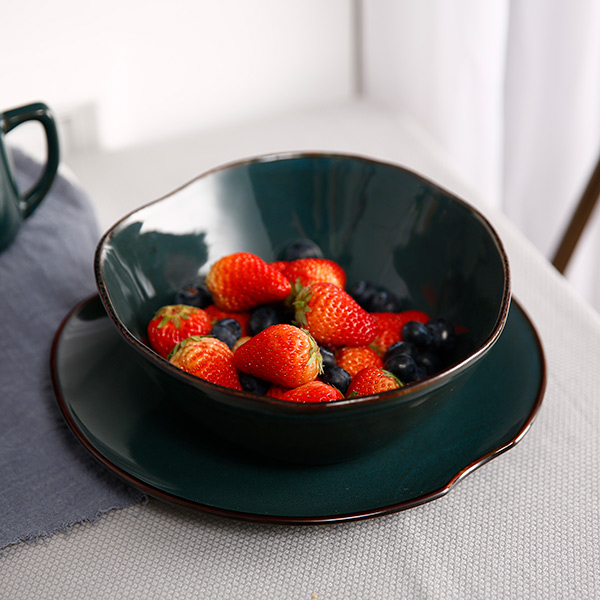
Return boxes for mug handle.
[3,102,60,218]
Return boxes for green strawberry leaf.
[292,284,313,327]
[305,330,324,374]
[158,315,171,328]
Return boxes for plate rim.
[51,294,547,525]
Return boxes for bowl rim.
[94,150,511,413]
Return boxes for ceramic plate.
[51,295,545,524]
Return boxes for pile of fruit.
[146,240,459,403]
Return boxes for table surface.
[3,101,599,599]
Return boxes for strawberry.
[280,258,346,289]
[269,260,288,272]
[204,304,251,336]
[233,324,322,388]
[205,252,292,312]
[293,282,377,347]
[346,367,402,398]
[168,336,242,390]
[370,310,431,356]
[147,304,212,358]
[335,345,383,378]
[398,309,430,326]
[233,335,251,351]
[281,380,344,403]
[266,384,290,399]
[370,312,407,356]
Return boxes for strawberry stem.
[155,305,196,329]
[305,330,324,374]
[293,285,313,327]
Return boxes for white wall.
[2,0,355,156]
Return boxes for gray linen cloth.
[0,148,144,549]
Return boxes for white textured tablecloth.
[2,103,598,599]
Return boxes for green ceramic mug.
[0,102,60,252]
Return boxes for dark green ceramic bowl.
[94,152,511,464]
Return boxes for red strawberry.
[233,324,322,388]
[147,304,212,358]
[269,260,288,272]
[293,282,377,347]
[398,309,430,326]
[335,345,383,378]
[346,367,402,398]
[281,380,344,403]
[204,304,251,336]
[233,335,251,351]
[266,384,290,399]
[168,336,242,390]
[370,310,431,356]
[206,252,291,311]
[280,258,346,289]
[370,312,407,356]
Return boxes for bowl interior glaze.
[97,153,508,351]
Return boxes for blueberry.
[319,346,337,371]
[248,305,284,336]
[173,280,212,308]
[365,290,403,312]
[282,239,323,261]
[213,317,242,338]
[321,366,351,396]
[401,321,434,348]
[384,341,417,363]
[238,372,271,395]
[415,350,440,375]
[348,280,378,310]
[211,330,237,349]
[413,366,428,382]
[427,317,458,353]
[210,318,241,349]
[384,353,418,383]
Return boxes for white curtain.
[362,0,600,312]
